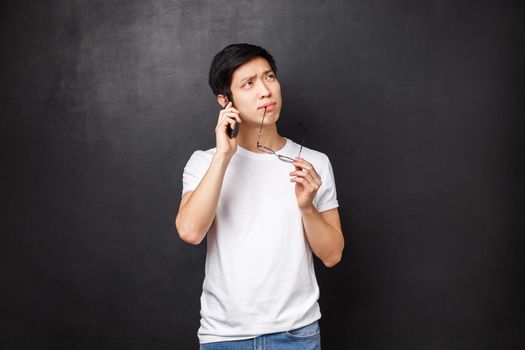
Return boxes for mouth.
[257,102,276,110]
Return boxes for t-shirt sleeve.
[313,155,339,212]
[182,150,210,198]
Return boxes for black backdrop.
[2,1,524,349]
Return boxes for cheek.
[230,91,246,106]
[235,95,252,110]
[233,95,255,117]
[273,84,282,100]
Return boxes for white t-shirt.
[181,137,339,344]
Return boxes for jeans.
[199,320,321,350]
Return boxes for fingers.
[220,112,241,124]
[290,170,321,189]
[290,158,322,187]
[290,176,320,192]
[219,102,242,124]
[215,116,237,134]
[216,102,242,134]
[218,112,241,129]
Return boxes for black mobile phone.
[224,98,239,138]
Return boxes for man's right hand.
[215,101,242,158]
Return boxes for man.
[176,43,344,349]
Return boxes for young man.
[176,43,344,349]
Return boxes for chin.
[266,111,280,121]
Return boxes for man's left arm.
[301,206,344,268]
[290,157,344,268]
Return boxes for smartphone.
[224,97,239,138]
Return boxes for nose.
[258,80,271,98]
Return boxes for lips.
[258,102,276,110]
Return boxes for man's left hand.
[289,157,322,212]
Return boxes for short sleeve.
[313,155,339,212]
[182,150,211,198]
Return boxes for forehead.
[232,56,272,81]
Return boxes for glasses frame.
[256,107,306,163]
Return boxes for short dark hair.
[208,43,277,102]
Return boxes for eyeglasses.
[256,107,306,163]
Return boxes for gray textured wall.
[2,0,524,349]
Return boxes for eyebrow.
[239,69,274,84]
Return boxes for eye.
[267,73,276,80]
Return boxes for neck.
[236,122,286,153]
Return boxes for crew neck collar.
[235,137,295,161]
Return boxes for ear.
[216,94,229,109]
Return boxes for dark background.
[1,0,524,349]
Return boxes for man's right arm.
[175,153,232,245]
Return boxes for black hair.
[208,43,277,103]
